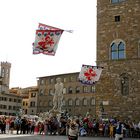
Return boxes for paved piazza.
[0,134,138,140]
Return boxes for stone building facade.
[37,73,96,117]
[8,86,38,116]
[0,62,22,115]
[20,86,38,115]
[27,87,38,115]
[0,92,22,116]
[96,0,140,120]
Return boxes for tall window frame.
[90,98,95,106]
[50,78,54,84]
[68,87,73,94]
[110,40,125,60]
[39,89,44,96]
[40,79,45,85]
[82,98,88,106]
[75,98,80,106]
[68,99,73,106]
[1,68,5,77]
[83,86,89,93]
[76,86,80,93]
[91,86,96,93]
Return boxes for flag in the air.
[33,23,64,56]
[79,64,103,85]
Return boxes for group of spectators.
[0,115,35,134]
[0,114,140,139]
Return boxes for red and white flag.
[79,64,103,85]
[33,23,64,56]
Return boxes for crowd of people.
[0,114,140,139]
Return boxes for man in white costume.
[52,78,64,112]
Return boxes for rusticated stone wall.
[96,0,140,121]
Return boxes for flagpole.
[64,30,73,33]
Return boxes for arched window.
[68,87,73,94]
[68,99,73,106]
[6,69,9,76]
[91,86,95,93]
[111,40,125,60]
[118,42,125,59]
[39,89,44,96]
[70,76,74,82]
[90,98,95,105]
[40,79,44,85]
[111,43,118,59]
[1,68,5,77]
[76,86,80,93]
[50,78,54,84]
[82,98,87,106]
[75,99,80,106]
[30,101,35,107]
[83,86,88,93]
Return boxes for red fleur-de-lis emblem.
[38,41,46,49]
[84,68,97,80]
[45,35,54,47]
[37,35,54,49]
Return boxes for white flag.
[79,64,103,85]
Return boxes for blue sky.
[0,0,97,88]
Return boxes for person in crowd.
[99,120,104,136]
[39,122,44,135]
[115,121,125,140]
[59,116,67,135]
[68,121,79,140]
[30,119,35,134]
[65,119,71,136]
[5,117,10,134]
[1,117,6,134]
[109,122,114,138]
[20,117,27,134]
[14,116,21,134]
[9,118,15,134]
[79,123,87,136]
[43,119,48,135]
[104,122,109,137]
